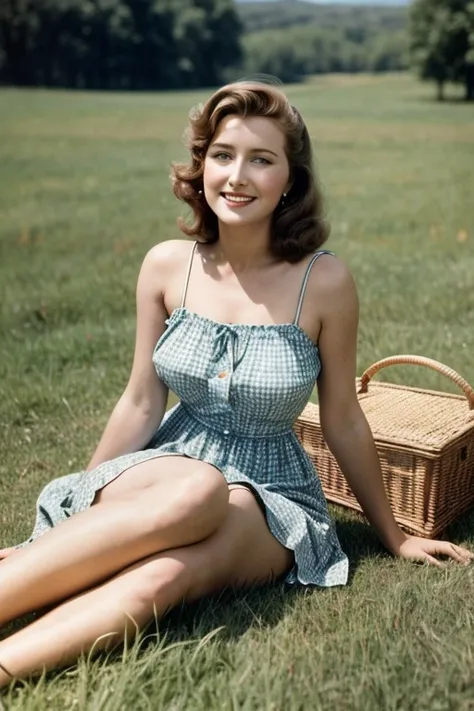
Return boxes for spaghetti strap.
[294,250,335,325]
[180,241,199,309]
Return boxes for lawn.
[0,73,474,710]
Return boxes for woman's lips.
[220,192,256,207]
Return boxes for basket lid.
[357,380,474,452]
[300,380,474,453]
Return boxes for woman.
[0,81,471,687]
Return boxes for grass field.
[1,73,474,710]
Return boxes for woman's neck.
[212,220,278,273]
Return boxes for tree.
[409,0,474,101]
[172,0,242,88]
[0,0,243,89]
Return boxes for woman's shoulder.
[140,239,195,277]
[145,239,194,266]
[305,251,358,311]
[136,240,195,300]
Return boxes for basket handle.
[358,355,474,411]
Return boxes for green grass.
[1,73,474,710]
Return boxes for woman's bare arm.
[86,242,173,470]
[314,259,406,553]
[314,258,473,565]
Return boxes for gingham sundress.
[18,242,349,587]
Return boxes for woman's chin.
[215,209,272,228]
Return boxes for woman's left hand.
[396,536,474,567]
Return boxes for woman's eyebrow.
[211,142,278,157]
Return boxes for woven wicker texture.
[294,355,474,538]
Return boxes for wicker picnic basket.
[294,355,474,538]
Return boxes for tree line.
[242,25,408,81]
[0,0,473,100]
[237,1,406,35]
[0,0,242,89]
[0,0,411,89]
[230,1,409,78]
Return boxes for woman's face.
[203,114,291,229]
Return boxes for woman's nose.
[228,159,248,187]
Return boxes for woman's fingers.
[0,547,17,560]
[427,541,473,565]
[422,553,444,568]
[446,543,474,564]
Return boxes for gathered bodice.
[152,307,321,438]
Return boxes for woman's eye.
[210,153,271,165]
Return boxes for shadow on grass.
[0,614,37,644]
[153,581,301,647]
[334,511,385,581]
[332,503,474,582]
[414,94,473,105]
[445,507,474,545]
[148,515,388,646]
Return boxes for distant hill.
[236,0,407,33]
[236,0,409,79]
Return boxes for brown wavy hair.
[171,81,330,263]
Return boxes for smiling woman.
[172,81,329,262]
[0,80,472,690]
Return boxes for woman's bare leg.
[0,553,192,688]
[0,488,292,688]
[0,457,229,627]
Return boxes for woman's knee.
[186,462,229,516]
[146,462,229,536]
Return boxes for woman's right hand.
[0,547,17,560]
